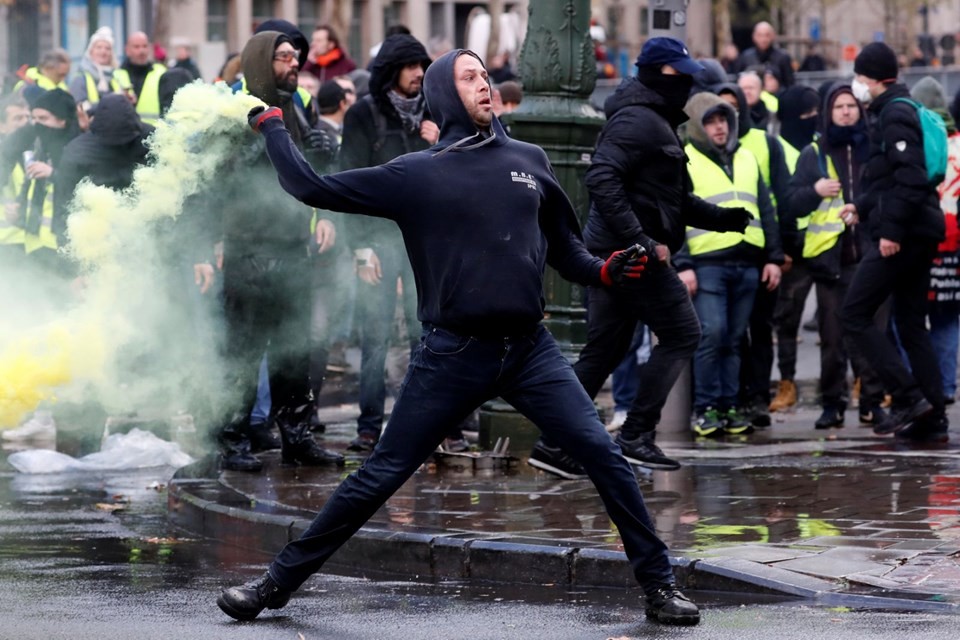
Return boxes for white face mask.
[851,78,872,104]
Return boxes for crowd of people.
[1,16,958,627]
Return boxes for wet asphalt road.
[0,465,958,640]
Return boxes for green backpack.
[890,97,948,185]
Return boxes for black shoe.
[347,431,379,452]
[645,584,700,625]
[895,412,949,443]
[722,408,755,435]
[745,401,771,428]
[945,395,956,406]
[309,410,326,433]
[248,423,281,453]
[814,406,844,430]
[617,432,680,470]
[874,397,934,435]
[528,440,587,479]
[220,450,263,472]
[858,405,887,426]
[217,571,291,621]
[277,405,345,466]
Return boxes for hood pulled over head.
[369,34,432,106]
[714,82,753,138]
[242,31,294,107]
[255,19,309,69]
[90,93,152,145]
[422,49,507,154]
[685,92,738,154]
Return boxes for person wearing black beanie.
[839,41,950,442]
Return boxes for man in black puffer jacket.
[841,42,948,441]
[529,38,751,475]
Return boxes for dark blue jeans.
[268,325,674,594]
[692,263,759,411]
[356,242,419,435]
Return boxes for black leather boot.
[247,422,281,453]
[277,405,345,466]
[217,571,291,621]
[219,415,262,472]
[645,584,700,625]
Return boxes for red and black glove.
[600,243,648,286]
[248,105,282,132]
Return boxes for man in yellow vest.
[675,92,783,437]
[715,82,794,428]
[113,31,166,125]
[15,49,71,93]
[0,94,30,266]
[784,83,886,430]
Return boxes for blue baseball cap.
[636,37,704,75]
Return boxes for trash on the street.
[8,428,193,474]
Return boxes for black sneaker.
[645,584,700,625]
[744,401,771,428]
[896,412,949,443]
[217,571,291,621]
[858,405,886,426]
[722,408,754,435]
[691,408,724,437]
[617,432,681,470]
[527,440,587,479]
[814,406,844,429]
[873,397,934,435]
[347,431,379,452]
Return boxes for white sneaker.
[606,409,628,433]
[2,411,56,441]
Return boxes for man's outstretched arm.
[252,107,404,220]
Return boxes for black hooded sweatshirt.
[340,34,432,250]
[259,49,603,337]
[55,94,154,244]
[581,75,747,256]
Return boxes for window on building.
[299,0,322,35]
[207,0,229,42]
[252,0,277,31]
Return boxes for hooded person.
[912,76,960,406]
[54,94,153,246]
[784,83,886,430]
[0,88,82,267]
[777,84,821,156]
[674,92,783,437]
[203,31,345,473]
[222,48,702,626]
[337,33,442,454]
[157,67,195,118]
[714,80,795,427]
[69,26,121,109]
[531,37,751,473]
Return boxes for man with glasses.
[208,31,343,472]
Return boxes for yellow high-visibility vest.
[83,71,122,105]
[0,163,26,247]
[21,177,57,254]
[740,128,772,189]
[780,136,800,173]
[685,143,765,255]
[760,90,779,116]
[113,64,166,124]
[14,67,70,93]
[802,143,846,259]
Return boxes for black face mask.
[638,67,694,110]
[826,121,870,161]
[781,115,818,151]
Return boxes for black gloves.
[248,106,282,131]
[721,206,753,232]
[600,243,648,286]
[302,127,339,164]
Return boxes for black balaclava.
[777,85,820,151]
[637,65,694,112]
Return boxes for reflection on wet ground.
[216,416,960,558]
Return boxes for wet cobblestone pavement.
[168,400,960,609]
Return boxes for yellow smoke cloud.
[0,82,263,428]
